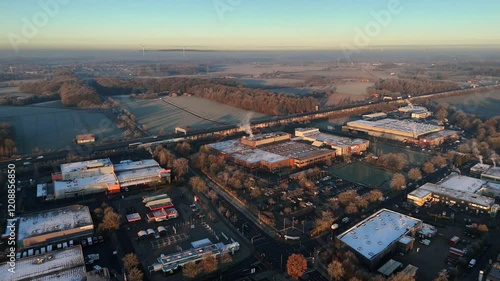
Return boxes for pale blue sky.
[1,0,499,51]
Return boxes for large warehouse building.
[343,119,444,142]
[294,127,369,156]
[407,174,497,211]
[16,205,94,250]
[46,158,170,200]
[337,209,422,270]
[208,132,335,171]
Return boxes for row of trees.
[93,77,320,115]
[0,92,59,106]
[390,156,446,190]
[152,145,189,181]
[122,253,143,281]
[0,122,17,158]
[368,79,459,97]
[183,253,232,279]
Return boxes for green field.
[328,162,394,189]
[435,90,500,118]
[371,142,431,165]
[0,104,123,154]
[114,95,267,135]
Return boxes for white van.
[87,237,93,246]
[469,259,476,268]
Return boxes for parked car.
[98,236,104,243]
[93,237,98,244]
[81,240,87,247]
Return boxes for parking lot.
[110,186,251,281]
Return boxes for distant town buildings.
[294,128,369,156]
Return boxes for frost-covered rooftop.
[17,205,93,242]
[338,209,421,260]
[208,139,248,154]
[346,119,443,137]
[418,183,494,208]
[60,158,111,173]
[54,173,117,192]
[113,159,160,172]
[232,149,288,164]
[407,188,432,199]
[301,132,368,148]
[471,163,492,173]
[0,246,85,281]
[438,174,485,193]
[116,167,164,182]
[483,166,500,179]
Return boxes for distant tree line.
[368,79,459,97]
[92,77,319,115]
[17,68,101,108]
[0,122,17,158]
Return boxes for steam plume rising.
[239,113,254,138]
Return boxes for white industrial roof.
[54,173,117,192]
[338,209,421,260]
[0,246,85,281]
[398,105,427,113]
[301,131,368,148]
[208,139,248,154]
[471,163,492,173]
[232,149,288,164]
[421,130,459,140]
[483,166,500,179]
[399,235,414,245]
[408,188,432,199]
[438,174,485,193]
[347,119,443,137]
[17,205,93,241]
[245,132,289,141]
[418,223,437,236]
[113,159,160,172]
[116,167,164,182]
[417,183,494,208]
[60,158,111,173]
[363,112,387,118]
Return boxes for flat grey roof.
[338,209,421,260]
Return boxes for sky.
[1,0,499,52]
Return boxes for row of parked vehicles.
[81,235,104,247]
[16,239,79,259]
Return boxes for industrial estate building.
[0,246,87,281]
[407,174,498,211]
[343,118,458,145]
[44,158,170,200]
[208,132,335,171]
[76,134,95,144]
[294,128,369,156]
[337,209,422,269]
[15,205,94,250]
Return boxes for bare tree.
[122,253,140,271]
[183,262,199,279]
[387,272,415,281]
[287,254,307,280]
[408,168,422,181]
[98,207,121,233]
[328,260,344,281]
[345,203,359,214]
[200,256,218,273]
[207,189,218,202]
[219,253,233,264]
[173,158,189,179]
[390,173,406,190]
[423,161,435,174]
[127,267,144,281]
[189,176,207,193]
[434,269,449,281]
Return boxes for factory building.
[398,105,428,114]
[344,119,444,142]
[76,134,95,144]
[362,112,387,121]
[482,166,500,183]
[418,130,460,147]
[208,133,335,171]
[337,209,422,270]
[240,132,291,147]
[0,246,87,281]
[407,182,494,211]
[15,205,94,250]
[294,128,369,156]
[46,158,170,200]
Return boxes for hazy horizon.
[2,0,500,54]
